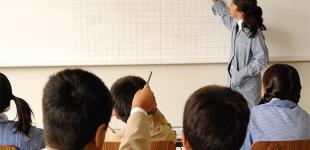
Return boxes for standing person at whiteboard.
[211,0,269,109]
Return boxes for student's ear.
[95,124,106,147]
[182,132,192,150]
[112,108,120,119]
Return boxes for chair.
[102,141,176,150]
[151,141,175,150]
[0,145,18,150]
[102,142,120,150]
[251,139,310,150]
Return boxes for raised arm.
[212,0,236,31]
[119,85,156,150]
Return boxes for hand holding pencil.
[132,84,156,113]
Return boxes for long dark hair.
[0,73,33,136]
[259,64,302,105]
[234,0,266,38]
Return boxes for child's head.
[0,73,33,136]
[110,76,146,123]
[230,0,266,38]
[42,69,113,150]
[260,64,301,104]
[0,73,13,112]
[182,85,250,150]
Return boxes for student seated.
[105,76,176,143]
[182,85,250,150]
[42,69,156,150]
[0,73,45,149]
[240,64,310,149]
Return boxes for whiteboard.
[0,0,309,67]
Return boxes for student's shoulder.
[296,106,310,118]
[149,109,169,124]
[29,126,44,139]
[30,125,43,131]
[251,103,271,114]
[105,127,124,142]
[28,127,45,149]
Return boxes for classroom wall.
[1,62,310,128]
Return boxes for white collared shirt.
[130,107,147,116]
[237,19,243,33]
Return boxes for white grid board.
[0,0,230,66]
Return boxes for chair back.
[251,139,310,150]
[102,141,175,150]
[151,141,175,150]
[102,142,120,150]
[0,145,18,150]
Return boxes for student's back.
[241,64,310,150]
[249,100,310,140]
[0,121,43,149]
[0,73,44,150]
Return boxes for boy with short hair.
[106,76,176,143]
[182,85,250,150]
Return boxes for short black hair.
[260,64,301,104]
[110,76,146,123]
[183,85,250,150]
[42,69,113,150]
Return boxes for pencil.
[147,71,153,84]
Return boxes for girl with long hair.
[0,73,44,149]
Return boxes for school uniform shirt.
[105,109,176,143]
[240,98,310,150]
[0,115,45,150]
[0,113,8,120]
[212,0,269,109]
[119,108,151,150]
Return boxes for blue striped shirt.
[240,98,310,150]
[0,115,45,150]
